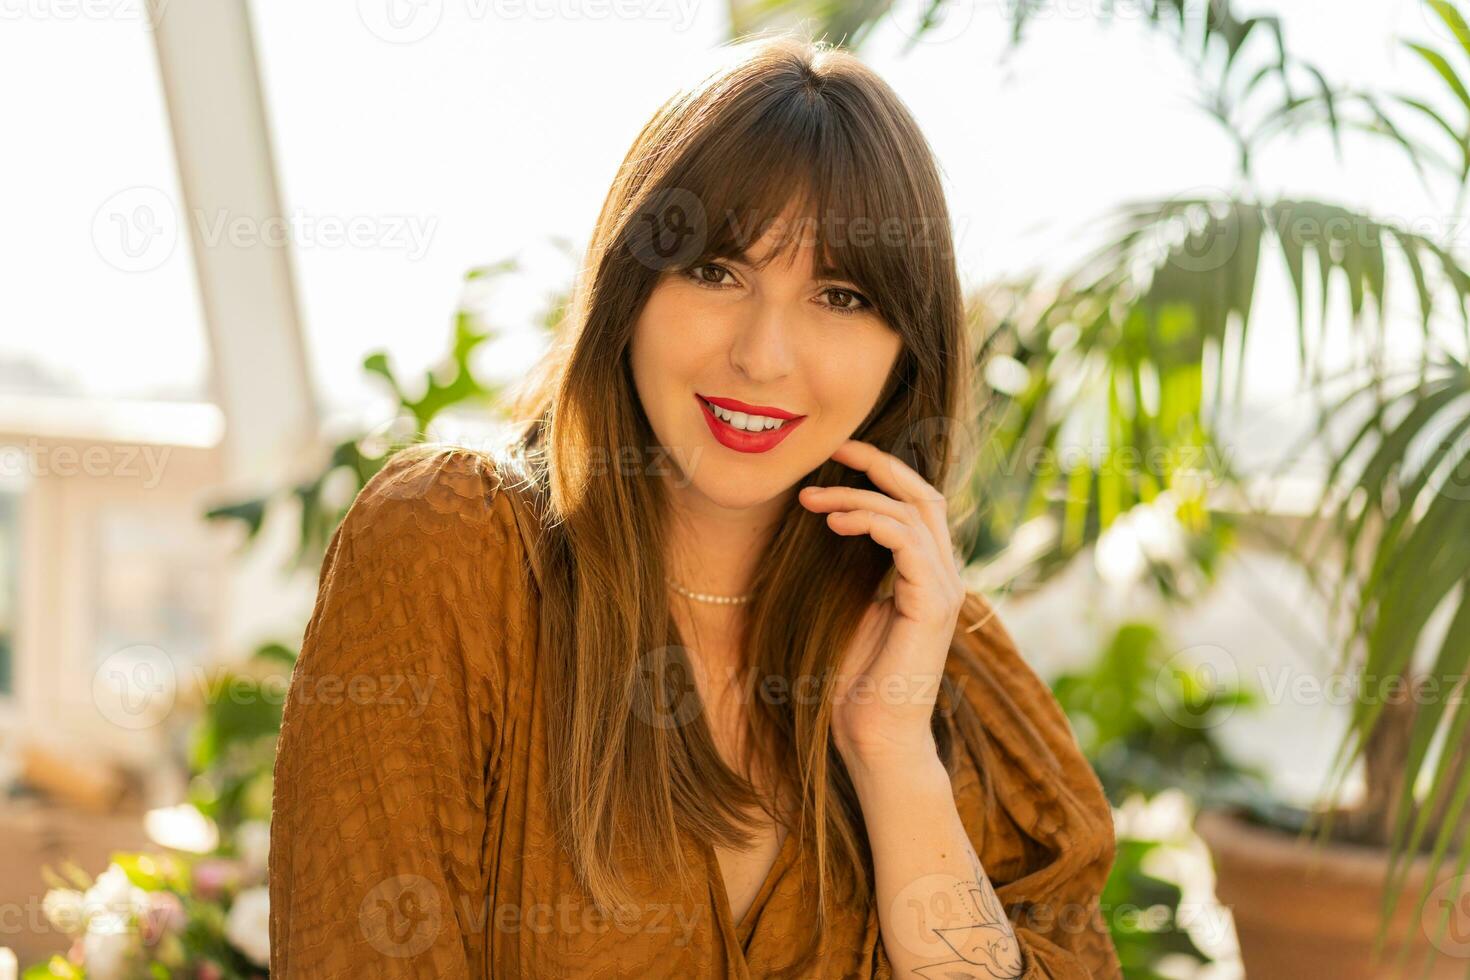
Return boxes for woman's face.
[629,212,904,510]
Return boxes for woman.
[269,34,1121,979]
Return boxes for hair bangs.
[651,78,945,334]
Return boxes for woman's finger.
[824,510,957,616]
[803,485,962,582]
[830,440,954,565]
[800,486,923,533]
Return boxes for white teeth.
[704,399,788,432]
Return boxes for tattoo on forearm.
[910,848,1024,980]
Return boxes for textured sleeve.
[268,445,529,979]
[940,592,1123,980]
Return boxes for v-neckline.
[706,819,798,942]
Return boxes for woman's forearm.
[847,742,1026,979]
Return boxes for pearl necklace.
[666,577,754,605]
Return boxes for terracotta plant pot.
[1196,806,1470,979]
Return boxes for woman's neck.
[662,483,786,600]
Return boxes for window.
[0,16,208,403]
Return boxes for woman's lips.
[695,393,805,454]
[699,394,803,420]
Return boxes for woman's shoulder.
[294,442,540,718]
[339,442,540,565]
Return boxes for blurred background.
[3,0,1470,977]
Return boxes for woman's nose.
[728,300,797,383]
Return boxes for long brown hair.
[497,33,992,976]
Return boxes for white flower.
[1094,494,1189,587]
[1132,490,1187,564]
[224,886,271,968]
[82,865,149,932]
[236,820,271,879]
[1115,788,1194,841]
[144,803,219,854]
[0,946,17,980]
[41,888,87,936]
[1094,513,1147,586]
[82,926,138,980]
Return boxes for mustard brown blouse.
[268,446,1123,978]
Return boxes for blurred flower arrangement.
[25,841,269,980]
[21,642,285,980]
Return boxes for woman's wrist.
[839,733,945,798]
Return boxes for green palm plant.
[1301,4,1470,957]
[725,0,1470,972]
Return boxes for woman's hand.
[798,438,966,768]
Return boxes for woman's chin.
[677,472,789,512]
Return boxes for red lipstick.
[699,395,803,420]
[694,393,806,454]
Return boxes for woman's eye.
[822,287,873,316]
[683,264,872,318]
[686,262,735,288]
